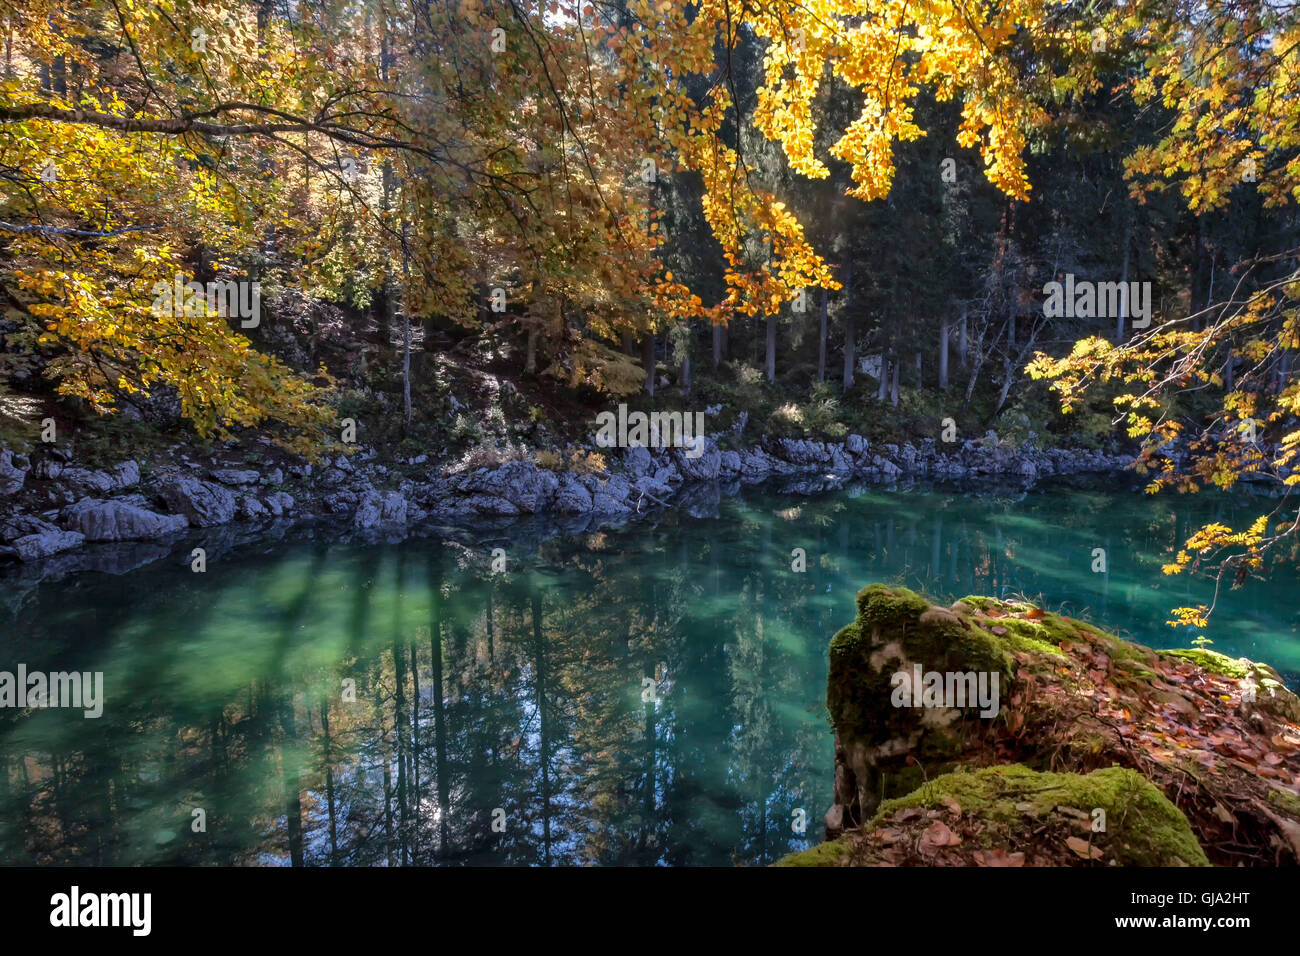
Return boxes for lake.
[1,477,1296,865]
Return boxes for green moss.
[829,586,1014,746]
[990,617,1070,658]
[867,764,1209,867]
[1266,788,1300,818]
[772,840,849,867]
[1162,649,1250,679]
[855,583,929,625]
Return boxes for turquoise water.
[0,478,1297,866]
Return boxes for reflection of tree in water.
[1,483,1296,865]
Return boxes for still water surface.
[1,478,1297,865]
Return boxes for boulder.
[355,490,408,528]
[673,445,721,481]
[62,499,188,541]
[625,446,654,477]
[455,494,521,516]
[211,468,261,486]
[457,461,558,513]
[778,764,1207,867]
[353,492,383,529]
[263,491,295,517]
[110,460,141,490]
[58,467,117,496]
[1,514,59,542]
[13,529,84,561]
[159,477,237,527]
[0,449,27,495]
[552,473,593,513]
[816,584,1300,866]
[32,459,63,480]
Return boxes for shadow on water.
[0,477,1296,865]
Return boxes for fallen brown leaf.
[1065,835,1104,860]
[973,849,1026,867]
[920,820,961,851]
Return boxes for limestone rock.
[13,529,85,561]
[159,477,237,527]
[62,498,188,541]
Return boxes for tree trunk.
[841,261,855,390]
[525,324,538,374]
[1007,289,1016,350]
[939,317,949,389]
[959,309,968,368]
[817,286,828,382]
[401,216,412,426]
[765,313,776,384]
[642,334,656,397]
[964,325,988,407]
[680,341,691,395]
[890,359,900,407]
[712,321,724,371]
[1192,214,1207,332]
[1116,214,1132,343]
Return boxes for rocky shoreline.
[0,431,1138,578]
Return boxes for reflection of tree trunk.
[931,516,943,577]
[377,675,394,866]
[409,642,420,860]
[393,633,409,865]
[279,696,304,866]
[532,592,551,864]
[643,662,656,861]
[428,553,450,856]
[320,699,340,866]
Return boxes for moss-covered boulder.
[779,764,1209,867]
[820,584,1300,866]
[1162,649,1300,724]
